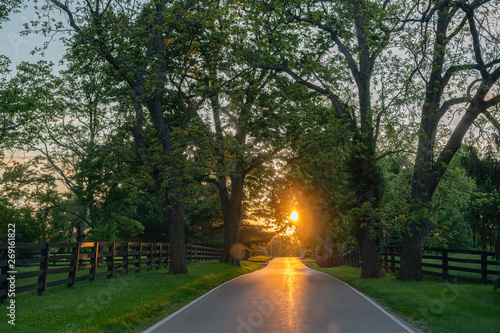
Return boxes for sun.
[290,210,298,222]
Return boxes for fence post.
[107,242,115,278]
[167,243,170,267]
[158,243,162,269]
[90,242,99,280]
[37,243,50,295]
[390,248,396,273]
[136,243,142,273]
[149,243,153,270]
[442,249,449,281]
[481,252,488,284]
[68,243,80,287]
[125,242,130,274]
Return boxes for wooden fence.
[0,242,223,303]
[381,246,499,284]
[336,246,499,284]
[314,250,360,268]
[341,250,362,268]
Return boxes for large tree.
[250,0,414,277]
[398,0,500,280]
[206,69,291,265]
[185,2,298,265]
[31,0,231,274]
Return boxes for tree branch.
[376,149,416,161]
[481,109,500,133]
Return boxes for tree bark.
[131,93,188,274]
[358,156,384,278]
[360,227,383,278]
[398,5,454,280]
[219,170,245,266]
[167,196,188,274]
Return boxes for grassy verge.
[1,261,263,333]
[247,256,273,262]
[304,262,500,333]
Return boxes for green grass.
[247,255,273,262]
[304,262,500,333]
[1,261,263,333]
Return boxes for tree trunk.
[75,223,84,243]
[131,96,188,275]
[359,174,384,278]
[220,171,245,266]
[360,227,383,278]
[398,216,427,280]
[230,218,241,266]
[222,209,234,263]
[168,197,188,274]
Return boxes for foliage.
[1,0,499,283]
[462,146,500,251]
[430,151,475,249]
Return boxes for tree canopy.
[1,0,499,280]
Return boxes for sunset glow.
[285,225,296,236]
[290,210,298,222]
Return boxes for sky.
[1,5,69,182]
[1,4,67,73]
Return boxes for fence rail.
[341,250,362,268]
[381,246,499,284]
[316,246,499,284]
[0,242,223,303]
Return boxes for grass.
[1,260,263,333]
[247,255,273,262]
[304,262,500,333]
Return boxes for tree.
[31,0,238,273]
[398,0,500,280]
[462,146,500,250]
[249,0,414,277]
[4,58,142,241]
[0,0,22,136]
[0,0,20,24]
[205,68,290,265]
[0,157,71,243]
[429,149,475,249]
[186,3,301,265]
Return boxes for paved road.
[142,257,421,333]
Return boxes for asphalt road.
[142,257,421,333]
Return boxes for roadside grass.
[1,261,263,333]
[304,262,500,333]
[247,255,272,262]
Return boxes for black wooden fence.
[333,246,499,284]
[0,242,223,303]
[380,246,499,284]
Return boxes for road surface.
[142,257,421,333]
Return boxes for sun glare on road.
[290,210,298,222]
